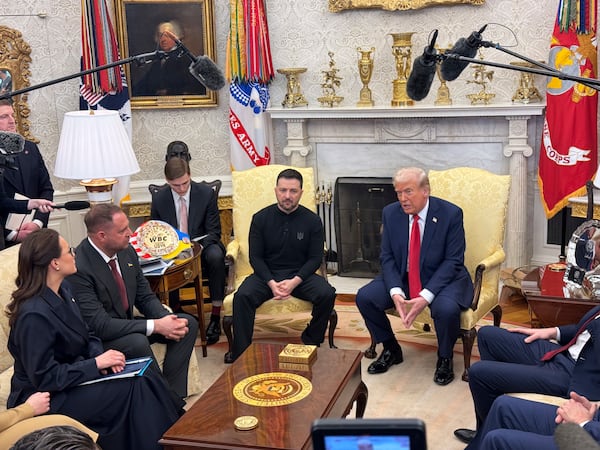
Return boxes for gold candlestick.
[357,47,375,107]
[389,32,415,107]
[510,61,543,104]
[277,67,309,108]
[435,45,452,105]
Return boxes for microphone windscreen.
[54,200,91,210]
[0,131,25,155]
[407,55,437,101]
[189,56,226,91]
[554,422,600,450]
[440,37,479,82]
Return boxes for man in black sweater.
[230,168,336,361]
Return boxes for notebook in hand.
[79,357,153,386]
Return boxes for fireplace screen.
[334,177,397,277]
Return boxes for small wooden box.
[278,344,317,364]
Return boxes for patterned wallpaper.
[2,0,554,192]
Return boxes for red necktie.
[541,313,598,361]
[179,196,188,234]
[409,214,422,298]
[108,258,129,312]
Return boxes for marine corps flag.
[227,0,274,171]
[538,0,598,218]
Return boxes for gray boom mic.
[554,422,600,450]
[0,131,25,155]
[163,30,226,91]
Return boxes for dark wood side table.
[146,244,207,357]
[523,267,600,328]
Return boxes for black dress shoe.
[206,318,221,345]
[367,348,403,374]
[454,428,476,444]
[434,357,455,385]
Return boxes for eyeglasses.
[68,247,75,256]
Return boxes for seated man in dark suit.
[466,392,600,449]
[454,308,600,445]
[68,204,198,399]
[0,99,54,246]
[356,167,473,386]
[150,157,225,345]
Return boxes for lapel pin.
[127,263,133,267]
[432,217,438,223]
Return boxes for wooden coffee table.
[160,343,368,450]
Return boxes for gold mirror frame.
[329,0,485,12]
[0,26,37,142]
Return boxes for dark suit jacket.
[2,140,54,225]
[557,304,600,398]
[7,284,104,410]
[150,181,223,250]
[68,239,169,341]
[380,196,473,307]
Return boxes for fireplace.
[334,177,397,277]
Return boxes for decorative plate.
[232,372,312,407]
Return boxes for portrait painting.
[115,0,217,109]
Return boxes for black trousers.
[231,273,336,359]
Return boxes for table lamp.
[54,110,140,203]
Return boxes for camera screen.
[323,435,411,450]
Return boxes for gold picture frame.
[115,0,217,109]
[0,26,37,142]
[329,0,485,12]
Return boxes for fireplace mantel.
[268,102,546,268]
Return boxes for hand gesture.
[556,391,598,424]
[15,222,41,242]
[400,296,428,329]
[25,391,51,416]
[154,315,190,341]
[95,349,126,374]
[508,326,557,343]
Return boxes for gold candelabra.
[318,52,344,107]
[435,45,452,105]
[510,61,543,104]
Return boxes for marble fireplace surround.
[269,103,546,268]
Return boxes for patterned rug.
[250,302,518,358]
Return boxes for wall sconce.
[54,110,140,203]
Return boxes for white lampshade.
[54,110,140,180]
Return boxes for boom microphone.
[163,30,226,91]
[53,201,91,210]
[554,422,600,450]
[407,29,439,101]
[440,25,488,82]
[0,131,25,155]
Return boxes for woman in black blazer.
[5,228,184,450]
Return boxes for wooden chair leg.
[491,304,503,327]
[223,315,234,363]
[328,309,338,348]
[364,333,377,359]
[460,328,477,382]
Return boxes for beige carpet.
[187,304,497,450]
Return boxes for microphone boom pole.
[0,51,169,101]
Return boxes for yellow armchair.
[222,165,337,361]
[365,167,511,381]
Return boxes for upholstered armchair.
[365,167,511,381]
[222,165,337,362]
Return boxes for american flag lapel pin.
[128,263,133,267]
[432,217,438,223]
